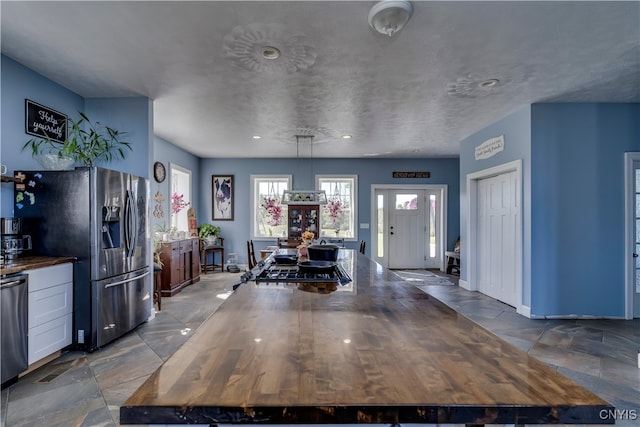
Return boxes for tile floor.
[1,270,639,427]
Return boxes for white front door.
[388,190,427,269]
[476,171,519,307]
[372,185,446,270]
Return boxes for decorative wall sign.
[392,172,430,178]
[475,135,505,160]
[25,99,67,143]
[212,175,234,220]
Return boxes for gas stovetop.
[252,263,352,286]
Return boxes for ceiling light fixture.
[342,135,352,139]
[480,79,500,88]
[261,46,281,60]
[368,0,414,37]
[282,135,328,205]
[252,135,261,139]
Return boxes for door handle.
[105,270,151,289]
[634,253,639,258]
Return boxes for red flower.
[262,197,282,226]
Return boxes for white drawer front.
[28,263,73,292]
[28,313,72,365]
[28,282,73,328]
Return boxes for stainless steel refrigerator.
[15,167,150,351]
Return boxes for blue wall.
[1,56,84,217]
[459,106,532,306]
[460,103,639,317]
[530,103,640,317]
[199,157,460,264]
[1,55,152,218]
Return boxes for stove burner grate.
[254,264,351,285]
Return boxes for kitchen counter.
[0,256,75,275]
[121,250,612,425]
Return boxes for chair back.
[247,240,257,269]
[321,238,344,247]
[359,240,366,254]
[277,237,300,248]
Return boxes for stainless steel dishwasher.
[1,273,29,387]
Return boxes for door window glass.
[395,194,418,210]
[170,164,191,233]
[377,193,384,258]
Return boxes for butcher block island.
[121,250,612,426]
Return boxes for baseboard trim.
[531,314,628,320]
[518,305,531,318]
[459,278,470,290]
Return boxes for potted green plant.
[23,111,131,169]
[198,224,220,244]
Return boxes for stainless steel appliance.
[15,167,150,351]
[1,273,28,387]
[1,217,32,260]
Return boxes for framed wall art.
[212,175,234,220]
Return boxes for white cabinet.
[27,263,73,365]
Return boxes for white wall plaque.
[475,135,505,160]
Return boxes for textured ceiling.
[2,1,639,158]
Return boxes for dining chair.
[247,240,257,269]
[359,240,366,254]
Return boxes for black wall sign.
[25,99,67,143]
[392,171,430,178]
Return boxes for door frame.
[466,159,524,314]
[370,184,448,270]
[624,152,639,319]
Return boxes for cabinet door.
[287,205,320,238]
[288,206,303,239]
[29,282,73,328]
[303,206,319,236]
[27,263,74,365]
[28,313,72,365]
[191,238,201,278]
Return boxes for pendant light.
[282,135,327,205]
[368,0,414,37]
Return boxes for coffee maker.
[1,217,32,262]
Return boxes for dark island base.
[121,404,614,425]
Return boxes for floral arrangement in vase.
[327,198,343,234]
[297,231,315,258]
[262,196,282,226]
[171,192,190,214]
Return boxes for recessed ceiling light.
[261,46,281,60]
[479,79,499,88]
[252,135,261,139]
[342,135,352,139]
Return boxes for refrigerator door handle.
[124,190,135,257]
[104,270,150,289]
[131,189,138,252]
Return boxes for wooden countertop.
[0,255,75,275]
[121,250,612,425]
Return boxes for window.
[317,175,357,240]
[170,163,192,232]
[251,175,292,239]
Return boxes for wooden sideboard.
[157,238,200,297]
